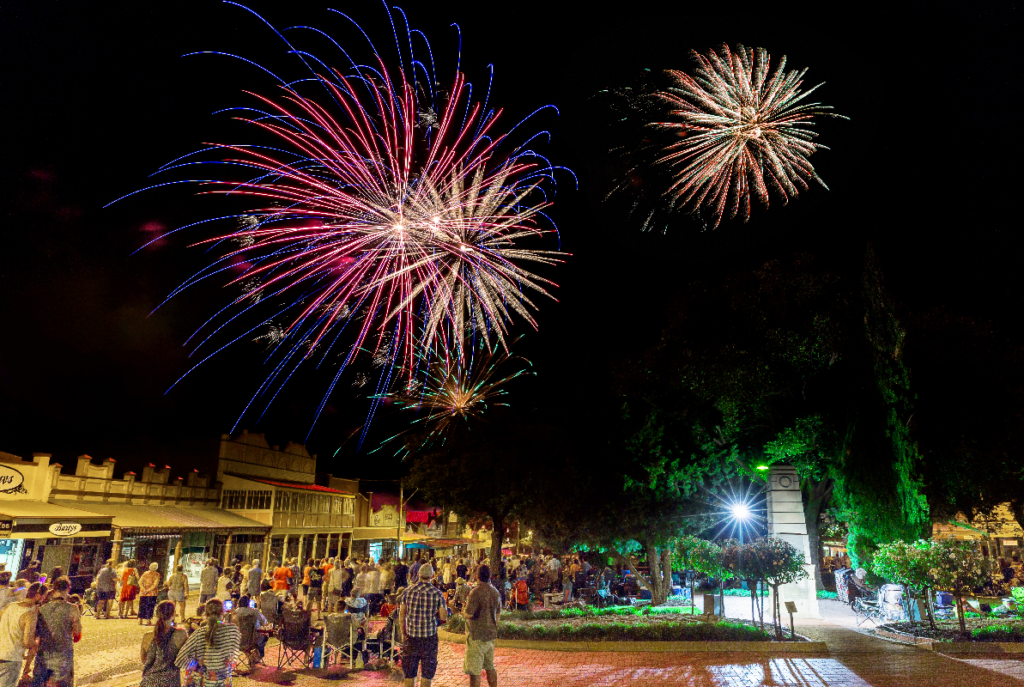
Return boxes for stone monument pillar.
[766,464,820,618]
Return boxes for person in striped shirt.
[175,600,240,687]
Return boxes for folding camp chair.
[321,613,356,668]
[276,608,314,670]
[233,612,262,675]
[259,591,281,628]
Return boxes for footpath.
[79,596,1023,687]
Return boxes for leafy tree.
[928,539,992,633]
[748,537,809,639]
[672,534,705,608]
[871,539,937,628]
[687,538,732,614]
[721,539,765,627]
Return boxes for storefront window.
[0,539,24,574]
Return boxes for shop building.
[50,455,267,586]
[0,451,113,592]
[217,431,357,568]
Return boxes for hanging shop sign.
[48,522,83,537]
[0,466,26,495]
[0,521,11,538]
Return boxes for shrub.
[817,590,838,599]
[722,588,767,597]
[971,624,1024,642]
[493,620,769,642]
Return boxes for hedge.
[444,614,770,642]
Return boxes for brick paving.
[73,600,1022,687]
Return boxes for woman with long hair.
[175,599,240,687]
[119,560,139,619]
[141,600,187,686]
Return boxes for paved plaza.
[76,597,1023,687]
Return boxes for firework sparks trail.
[112,2,574,438]
[377,340,532,454]
[647,44,846,227]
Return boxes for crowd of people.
[0,549,636,687]
[0,566,83,687]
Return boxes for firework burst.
[379,342,532,454]
[114,3,572,437]
[648,44,846,227]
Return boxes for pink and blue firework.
[111,2,573,440]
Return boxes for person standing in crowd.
[272,561,292,594]
[119,560,140,619]
[380,563,395,596]
[175,600,240,687]
[305,559,323,617]
[353,565,369,600]
[246,559,262,601]
[94,561,116,620]
[394,559,409,591]
[140,600,187,687]
[138,563,162,626]
[31,577,80,687]
[328,561,346,610]
[229,565,244,606]
[456,558,468,582]
[16,563,40,585]
[410,554,423,581]
[0,582,40,687]
[288,559,301,599]
[216,568,233,603]
[399,564,447,687]
[199,560,218,605]
[463,565,500,687]
[365,563,383,616]
[166,565,189,624]
[442,558,454,589]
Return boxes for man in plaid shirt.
[399,563,448,686]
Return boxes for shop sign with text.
[0,466,25,494]
[48,522,82,537]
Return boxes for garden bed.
[878,617,1024,643]
[444,605,808,643]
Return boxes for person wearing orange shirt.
[272,561,292,593]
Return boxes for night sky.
[2,1,1021,480]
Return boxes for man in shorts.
[94,561,116,619]
[399,564,447,687]
[462,564,500,687]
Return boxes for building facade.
[50,455,267,586]
[217,431,357,568]
[0,452,113,591]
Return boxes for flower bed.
[445,605,784,642]
[879,617,1024,643]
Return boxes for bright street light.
[729,502,751,521]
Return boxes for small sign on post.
[784,601,798,640]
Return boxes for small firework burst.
[617,44,846,228]
[379,342,532,454]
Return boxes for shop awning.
[50,501,268,534]
[0,500,113,538]
[0,501,113,522]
